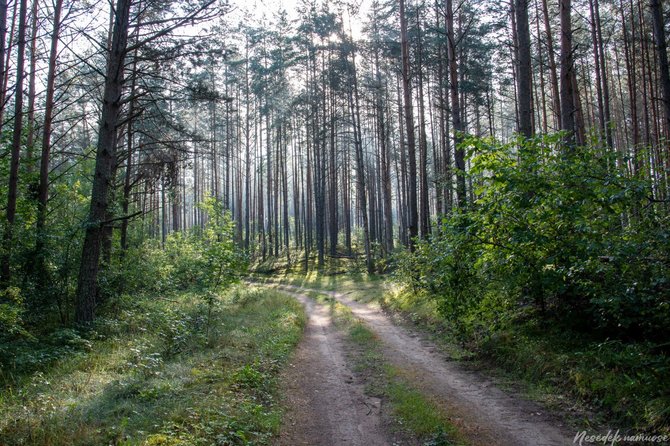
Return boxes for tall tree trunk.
[559,0,578,146]
[651,0,670,143]
[35,0,64,271]
[416,7,431,237]
[25,0,37,171]
[374,52,393,254]
[348,43,374,274]
[75,0,131,323]
[1,0,28,285]
[399,0,418,248]
[0,0,8,136]
[589,0,606,145]
[244,38,251,249]
[515,0,533,137]
[534,0,549,132]
[120,20,141,253]
[328,91,338,256]
[594,0,613,148]
[542,0,562,129]
[446,0,466,206]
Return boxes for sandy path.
[274,291,394,446]
[275,284,574,446]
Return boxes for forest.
[0,0,669,443]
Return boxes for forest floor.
[266,282,575,446]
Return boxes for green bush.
[398,134,670,340]
[101,195,248,298]
[395,134,670,432]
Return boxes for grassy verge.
[312,291,467,446]
[0,285,305,446]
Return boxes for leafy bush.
[101,195,248,299]
[398,134,670,340]
[163,196,248,292]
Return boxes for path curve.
[275,284,573,446]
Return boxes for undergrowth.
[0,285,305,445]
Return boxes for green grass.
[477,323,670,434]
[0,285,306,446]
[314,291,467,446]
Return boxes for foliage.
[397,134,670,340]
[167,195,248,291]
[0,287,28,337]
[102,195,248,299]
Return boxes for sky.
[225,0,368,40]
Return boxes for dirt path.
[274,291,395,446]
[275,284,574,446]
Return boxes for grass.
[0,285,306,446]
[314,291,467,446]
[477,322,670,434]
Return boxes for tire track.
[275,284,573,446]
[274,290,393,446]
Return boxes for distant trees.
[0,0,669,324]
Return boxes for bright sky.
[227,0,368,40]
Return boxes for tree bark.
[0,0,8,136]
[1,0,28,285]
[348,43,374,274]
[559,0,577,146]
[515,0,533,137]
[35,0,64,270]
[75,0,132,323]
[446,0,466,207]
[399,0,418,248]
[651,0,670,143]
[26,0,38,171]
[416,7,431,237]
[541,0,562,129]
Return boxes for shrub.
[398,134,670,341]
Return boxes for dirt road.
[274,291,395,446]
[273,284,573,446]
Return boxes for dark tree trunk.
[0,0,8,136]
[25,0,37,171]
[399,0,418,248]
[1,0,28,285]
[35,0,64,271]
[446,0,466,207]
[416,7,431,237]
[75,0,131,323]
[349,45,374,274]
[542,0,562,129]
[559,0,577,146]
[515,0,533,137]
[651,0,670,143]
[374,52,393,254]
